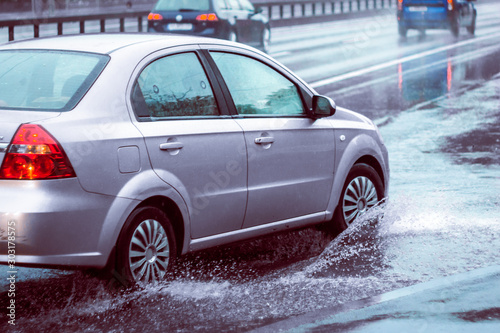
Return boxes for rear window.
[0,50,108,112]
[154,0,210,11]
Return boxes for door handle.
[254,136,275,144]
[159,142,184,150]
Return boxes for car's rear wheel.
[398,24,407,38]
[115,206,176,286]
[333,164,384,232]
[451,15,460,37]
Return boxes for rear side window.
[131,52,219,119]
[217,0,229,10]
[154,0,210,11]
[0,50,108,111]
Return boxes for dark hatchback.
[148,0,270,52]
[397,0,477,37]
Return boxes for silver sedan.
[0,33,389,285]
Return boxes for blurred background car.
[397,0,477,37]
[147,0,271,52]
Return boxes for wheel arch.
[100,169,192,263]
[134,196,185,257]
[326,132,389,217]
[354,155,386,192]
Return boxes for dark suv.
[397,0,477,37]
[148,0,270,52]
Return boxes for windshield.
[154,0,210,11]
[0,50,108,112]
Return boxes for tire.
[115,206,176,286]
[260,28,271,53]
[333,164,384,232]
[398,24,407,38]
[467,11,476,35]
[451,14,460,37]
[228,30,238,42]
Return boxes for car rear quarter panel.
[10,48,193,255]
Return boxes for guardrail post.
[57,22,63,35]
[9,26,14,41]
[349,1,353,12]
[100,19,105,32]
[138,16,143,32]
[331,1,335,14]
[322,2,326,14]
[279,5,284,19]
[120,18,125,32]
[358,0,361,10]
[302,3,306,16]
[366,0,369,10]
[341,1,344,13]
[291,4,295,17]
[80,20,85,33]
[374,0,377,9]
[34,24,39,38]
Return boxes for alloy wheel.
[128,219,170,283]
[342,176,379,225]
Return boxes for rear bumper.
[147,22,228,39]
[0,178,135,268]
[398,8,452,30]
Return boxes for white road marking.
[310,31,500,88]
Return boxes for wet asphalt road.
[1,2,500,332]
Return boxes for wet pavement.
[254,265,500,332]
[2,1,500,332]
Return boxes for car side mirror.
[311,95,336,118]
[254,6,263,14]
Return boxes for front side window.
[227,0,242,10]
[132,52,219,119]
[0,50,108,111]
[211,52,305,116]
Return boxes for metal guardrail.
[258,0,394,27]
[0,0,395,42]
[1,10,150,41]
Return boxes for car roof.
[0,33,234,54]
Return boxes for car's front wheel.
[115,206,176,286]
[260,28,271,53]
[467,10,477,35]
[333,163,384,232]
[228,30,238,42]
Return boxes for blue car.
[397,0,477,37]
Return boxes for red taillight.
[196,13,218,21]
[148,13,163,21]
[0,124,76,180]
